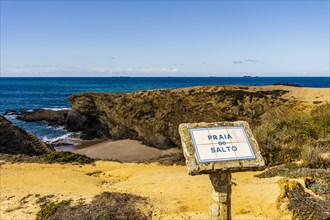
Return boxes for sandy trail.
[247,85,329,105]
[0,161,290,219]
[281,86,330,104]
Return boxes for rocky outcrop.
[277,179,330,220]
[9,109,69,126]
[67,86,293,149]
[0,116,54,155]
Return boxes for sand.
[73,139,179,162]
[0,161,291,220]
[219,85,330,106]
[265,85,330,105]
[181,85,330,105]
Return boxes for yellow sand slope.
[0,161,291,219]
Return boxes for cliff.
[67,85,300,149]
[0,116,54,155]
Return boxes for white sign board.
[190,126,256,163]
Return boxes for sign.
[190,126,255,163]
[179,121,265,220]
[179,121,265,175]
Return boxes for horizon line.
[1,76,329,78]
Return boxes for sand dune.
[0,161,291,219]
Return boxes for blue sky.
[1,1,329,77]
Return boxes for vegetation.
[253,103,330,168]
[0,153,41,163]
[36,200,71,220]
[277,179,330,220]
[0,151,94,165]
[254,103,330,217]
[36,192,151,220]
[41,151,94,164]
[256,163,330,200]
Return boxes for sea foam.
[42,132,81,146]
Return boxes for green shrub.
[42,151,94,164]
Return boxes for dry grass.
[277,179,330,220]
[253,104,330,168]
[42,151,94,164]
[0,151,94,165]
[36,192,151,220]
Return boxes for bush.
[277,179,330,220]
[36,200,71,220]
[253,104,330,167]
[301,144,330,169]
[36,192,151,220]
[310,104,330,141]
[42,151,94,164]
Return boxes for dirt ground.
[0,161,292,220]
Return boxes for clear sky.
[1,1,329,77]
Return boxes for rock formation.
[67,86,293,149]
[0,116,54,155]
[8,109,69,126]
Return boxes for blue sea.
[1,77,329,142]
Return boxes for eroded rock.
[67,86,292,149]
[15,109,69,126]
[0,116,54,155]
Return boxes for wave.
[41,107,71,111]
[2,107,71,116]
[47,125,65,131]
[4,115,18,120]
[42,132,81,145]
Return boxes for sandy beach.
[73,139,180,162]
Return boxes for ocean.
[1,77,329,142]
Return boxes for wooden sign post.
[179,121,265,220]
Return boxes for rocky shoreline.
[66,86,294,149]
[2,85,328,150]
[2,85,290,149]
